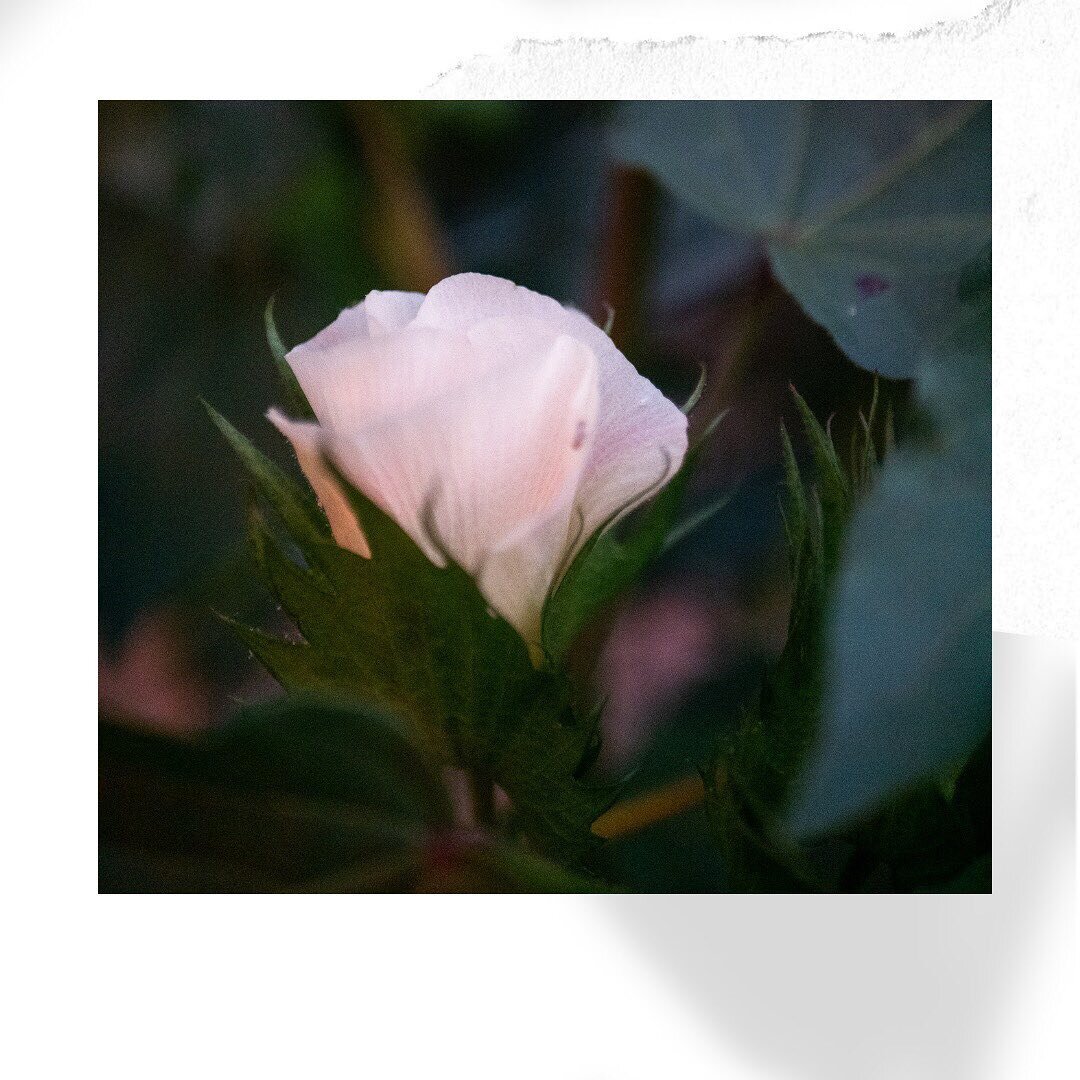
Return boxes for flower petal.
[414,273,689,547]
[300,290,423,352]
[325,333,599,643]
[284,290,423,415]
[571,343,688,553]
[291,324,506,438]
[362,290,426,337]
[266,409,370,558]
[477,508,589,656]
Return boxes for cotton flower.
[268,273,688,648]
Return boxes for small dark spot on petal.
[856,273,890,300]
[572,420,586,449]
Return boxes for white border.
[2,2,1077,1078]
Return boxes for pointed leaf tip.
[681,363,708,415]
[204,400,330,554]
[264,297,315,419]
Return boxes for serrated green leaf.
[332,475,615,860]
[214,415,615,861]
[706,392,867,888]
[778,422,808,572]
[789,387,849,511]
[540,479,685,661]
[788,386,850,583]
[246,502,333,615]
[462,688,619,860]
[203,400,328,551]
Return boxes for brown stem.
[589,164,659,356]
[348,101,454,291]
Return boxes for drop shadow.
[606,632,1075,1080]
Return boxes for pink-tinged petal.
[413,273,573,333]
[299,303,371,353]
[571,349,688,553]
[266,408,370,558]
[414,273,689,547]
[362,290,426,337]
[302,289,423,351]
[325,334,599,644]
[477,504,588,658]
[285,325,504,436]
[284,291,423,415]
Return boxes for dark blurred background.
[98,100,886,813]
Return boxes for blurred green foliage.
[100,696,604,893]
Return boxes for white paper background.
[2,2,1076,1078]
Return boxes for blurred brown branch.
[590,164,658,355]
[349,101,454,292]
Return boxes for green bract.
[208,403,602,859]
[204,394,722,864]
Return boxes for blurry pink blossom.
[98,610,213,736]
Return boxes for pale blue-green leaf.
[790,253,991,835]
[615,100,990,378]
[790,414,991,835]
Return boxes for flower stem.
[591,774,706,841]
